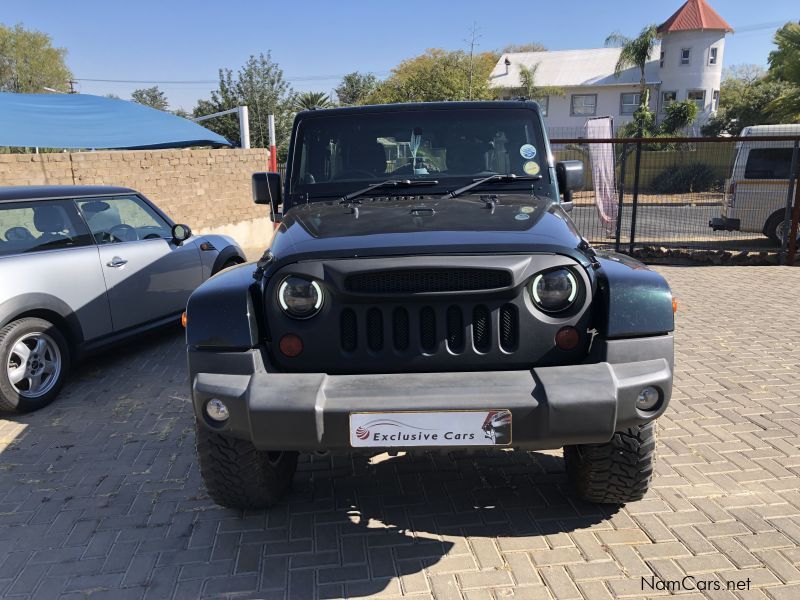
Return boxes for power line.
[74,72,390,85]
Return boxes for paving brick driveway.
[1,266,799,600]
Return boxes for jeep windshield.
[287,106,549,203]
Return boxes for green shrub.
[651,163,720,194]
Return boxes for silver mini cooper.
[0,185,246,412]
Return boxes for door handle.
[107,257,128,268]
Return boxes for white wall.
[539,85,657,136]
[658,29,725,123]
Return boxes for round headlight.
[278,276,323,319]
[530,268,578,313]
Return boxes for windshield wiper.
[340,179,439,203]
[443,173,541,199]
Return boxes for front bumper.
[192,358,672,451]
[709,216,741,231]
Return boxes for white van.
[709,124,799,245]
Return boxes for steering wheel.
[334,169,379,180]
[109,224,139,243]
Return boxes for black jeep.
[186,101,674,509]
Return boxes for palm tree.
[605,25,659,111]
[293,91,333,111]
[517,64,564,100]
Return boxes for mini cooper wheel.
[195,423,298,509]
[564,422,656,504]
[0,317,70,413]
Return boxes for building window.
[688,90,706,111]
[681,48,691,65]
[709,47,718,65]
[661,91,677,111]
[712,90,720,112]
[534,96,549,117]
[570,94,597,116]
[620,92,641,115]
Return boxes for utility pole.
[465,22,480,100]
[68,79,77,94]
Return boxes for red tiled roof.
[658,0,734,34]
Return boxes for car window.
[289,108,548,199]
[0,200,94,258]
[744,148,793,180]
[76,195,171,244]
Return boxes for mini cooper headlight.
[278,276,323,319]
[529,268,578,313]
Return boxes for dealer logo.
[355,426,370,440]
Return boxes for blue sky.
[2,0,796,111]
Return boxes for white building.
[489,0,733,135]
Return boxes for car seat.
[33,206,70,245]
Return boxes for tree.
[701,66,795,135]
[0,23,72,93]
[366,49,498,104]
[194,53,294,156]
[501,43,547,54]
[131,86,169,111]
[605,25,659,114]
[334,72,378,105]
[766,22,800,122]
[293,91,333,111]
[507,63,564,101]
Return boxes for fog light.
[279,334,303,357]
[636,386,660,411]
[206,398,230,422]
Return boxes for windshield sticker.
[515,213,530,221]
[522,160,541,176]
[520,144,537,160]
[520,206,535,214]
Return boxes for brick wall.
[0,149,272,250]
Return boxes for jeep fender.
[186,263,260,350]
[593,253,674,338]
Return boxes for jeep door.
[0,199,112,341]
[75,195,202,332]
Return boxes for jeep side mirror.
[556,160,584,207]
[252,172,283,223]
[171,223,192,244]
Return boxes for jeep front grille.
[344,269,512,294]
[339,303,519,356]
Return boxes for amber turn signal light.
[181,312,187,328]
[672,298,678,314]
[555,326,580,351]
[279,334,303,357]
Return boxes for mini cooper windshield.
[288,107,548,201]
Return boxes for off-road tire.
[195,423,298,509]
[0,317,70,413]
[564,422,656,504]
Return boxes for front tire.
[0,317,70,413]
[564,422,656,504]
[195,423,298,509]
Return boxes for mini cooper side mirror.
[252,172,283,223]
[556,160,584,206]
[171,223,192,244]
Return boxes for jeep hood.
[267,195,587,267]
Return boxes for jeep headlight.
[529,268,578,313]
[278,276,323,319]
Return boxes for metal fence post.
[628,138,643,254]
[780,141,799,265]
[615,143,628,253]
[787,149,800,265]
